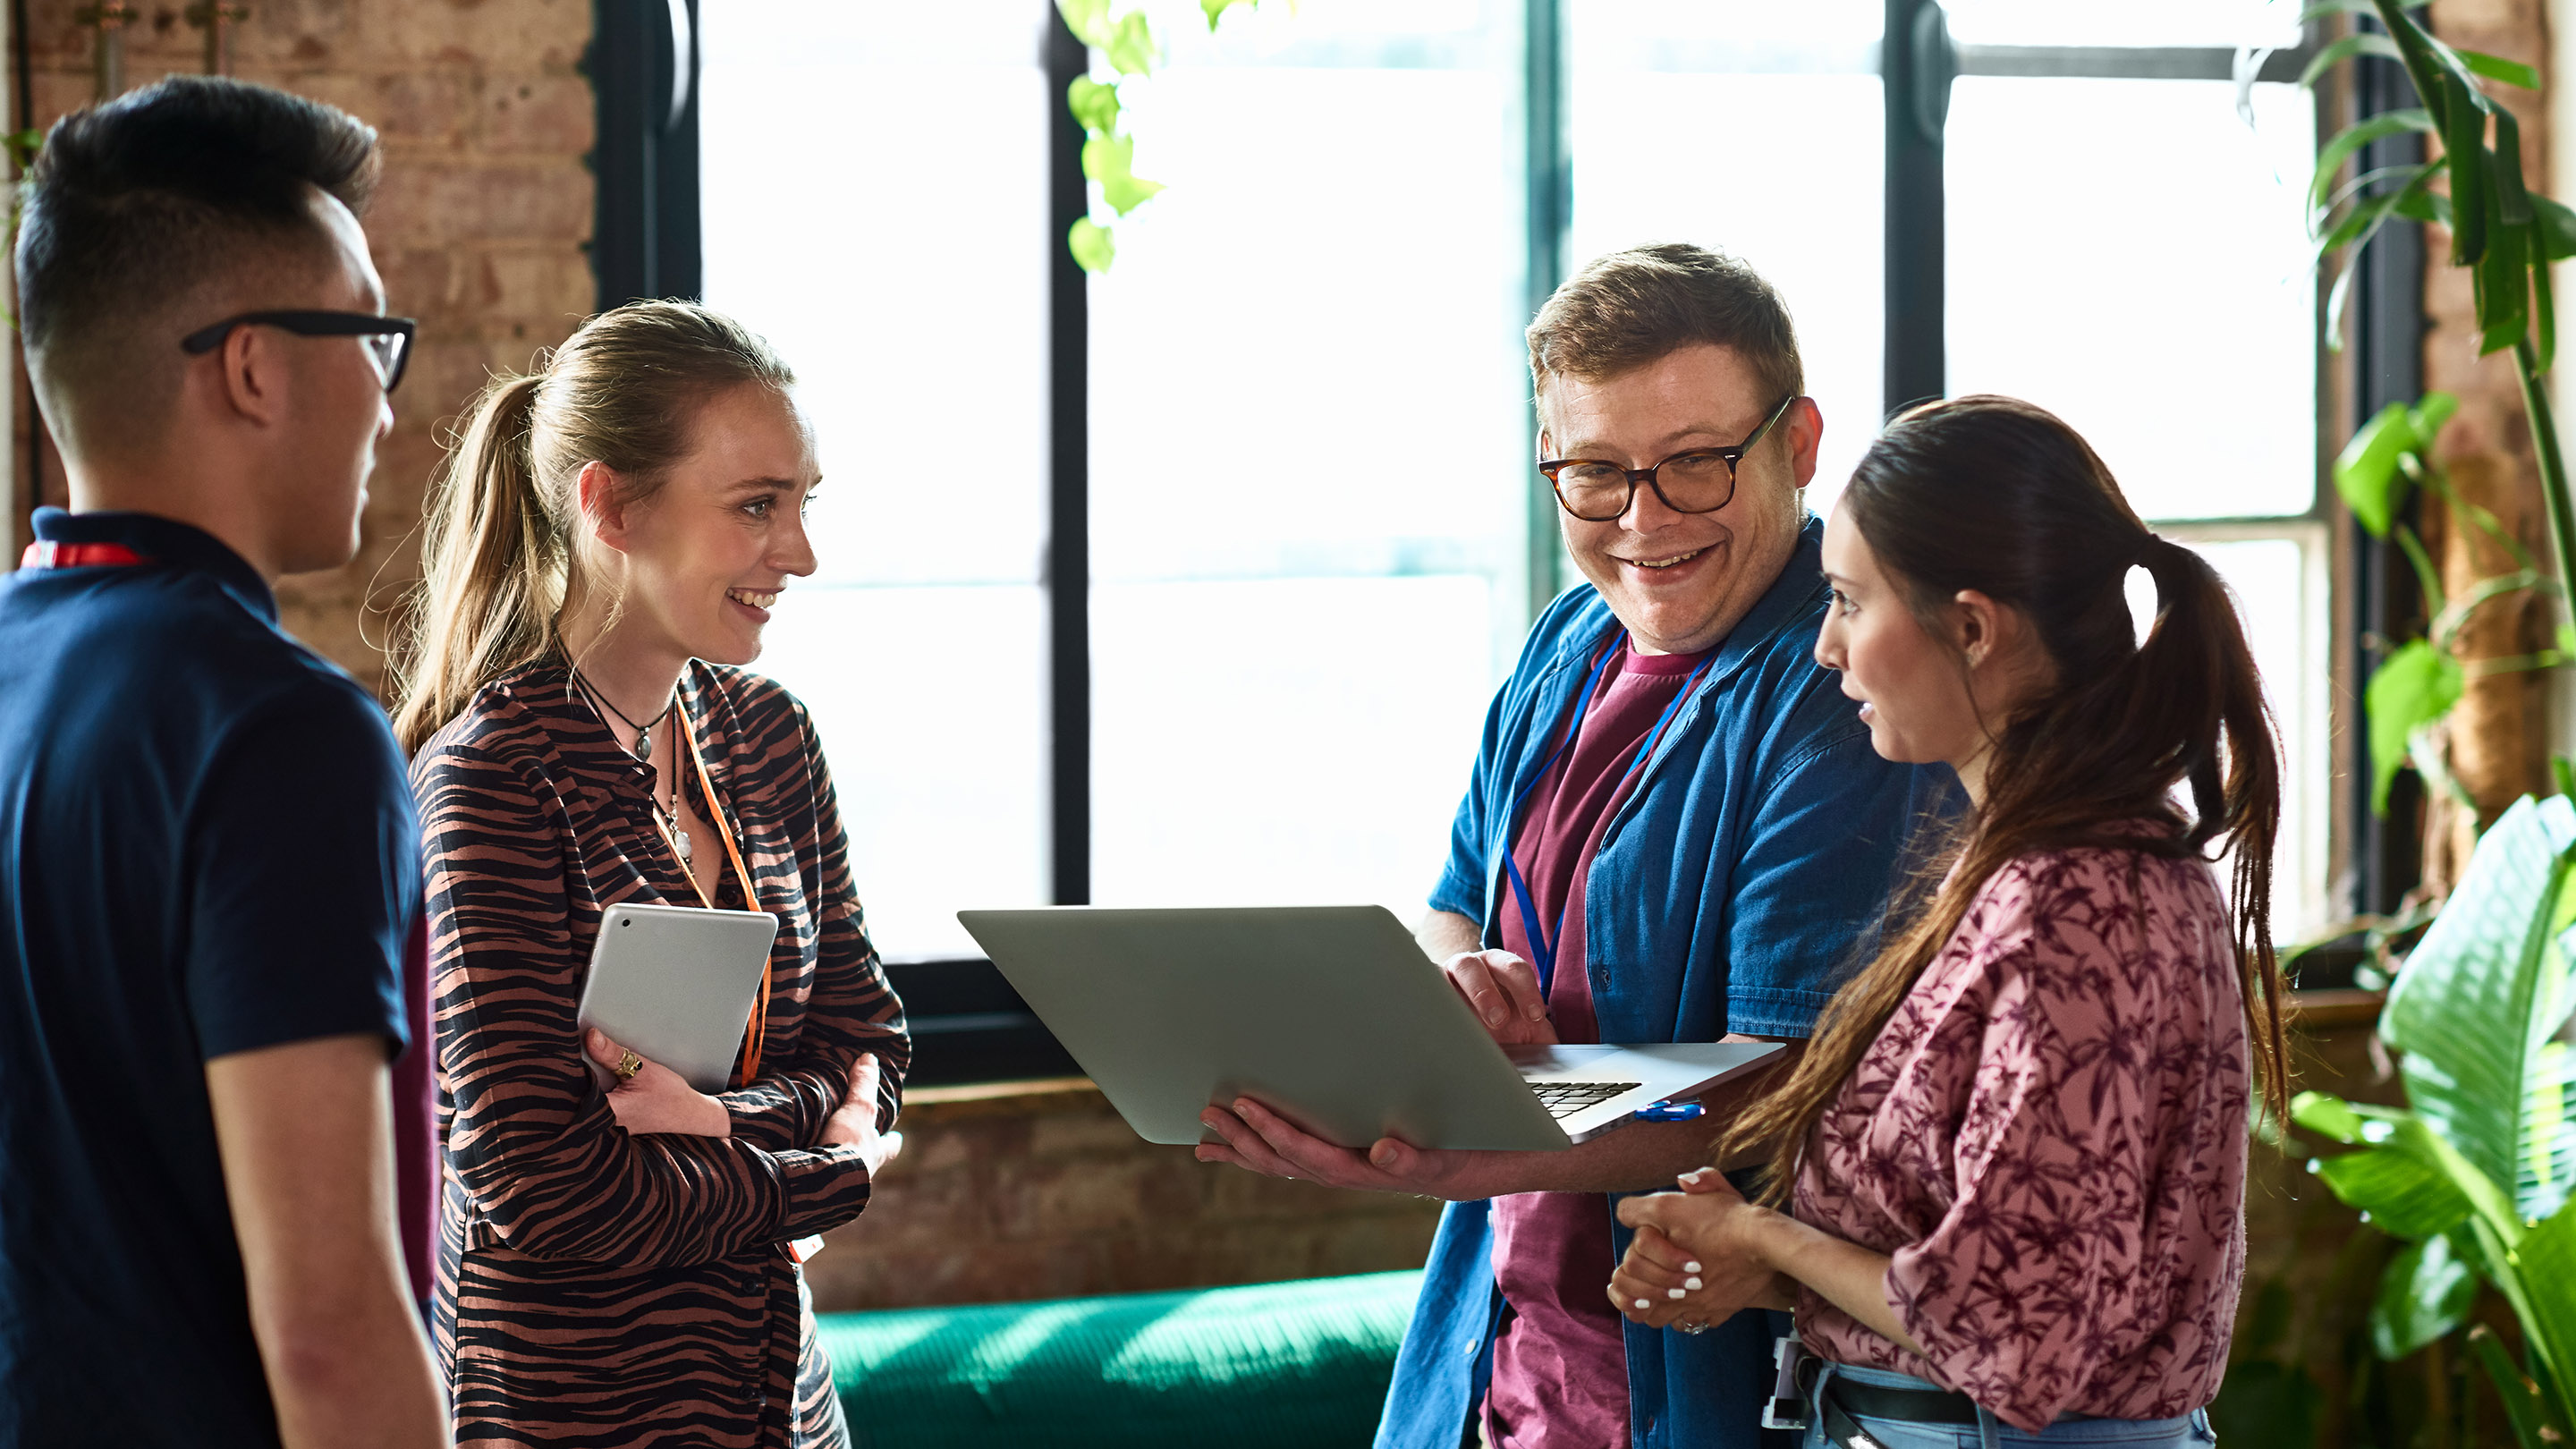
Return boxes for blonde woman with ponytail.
[395,301,907,1448]
[1605,397,2277,1449]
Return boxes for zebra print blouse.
[412,658,909,1447]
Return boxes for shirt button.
[1462,1336,1480,1359]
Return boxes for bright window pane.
[1945,0,2301,49]
[1091,580,1496,914]
[701,0,1050,956]
[1567,7,1883,514]
[2188,533,2331,942]
[1945,79,2317,520]
[1088,4,1523,911]
[1572,0,1877,57]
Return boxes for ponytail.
[387,301,795,756]
[391,372,553,755]
[1722,396,2288,1202]
[2131,536,2287,1133]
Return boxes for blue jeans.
[1802,1362,2220,1449]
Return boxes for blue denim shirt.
[1375,515,1947,1449]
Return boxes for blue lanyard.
[1502,635,1718,997]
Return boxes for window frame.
[610,1,2389,1077]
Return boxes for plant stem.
[2512,335,2576,631]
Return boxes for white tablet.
[578,902,779,1093]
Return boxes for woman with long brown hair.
[1605,396,2281,1447]
[394,301,906,1447]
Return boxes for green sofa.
[822,1269,1423,1448]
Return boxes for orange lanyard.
[648,694,773,1087]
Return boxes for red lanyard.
[20,541,146,569]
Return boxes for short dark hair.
[1527,242,1803,409]
[16,76,379,453]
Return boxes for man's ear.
[1784,397,1823,489]
[576,460,634,555]
[216,324,286,428]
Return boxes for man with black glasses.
[1197,244,1943,1449]
[0,78,445,1447]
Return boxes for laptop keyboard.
[1529,1080,1643,1119]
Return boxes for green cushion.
[821,1270,1424,1448]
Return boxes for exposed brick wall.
[13,0,594,695]
[2419,0,2556,878]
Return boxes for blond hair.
[390,301,792,754]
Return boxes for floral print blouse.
[1792,845,2250,1431]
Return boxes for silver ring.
[1676,1321,1708,1335]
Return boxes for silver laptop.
[956,904,1784,1150]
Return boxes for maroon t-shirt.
[1482,642,1711,1449]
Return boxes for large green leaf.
[2365,640,2465,815]
[2479,212,2533,356]
[2371,1232,2478,1359]
[2384,794,2576,1219]
[2293,1089,2373,1143]
[2459,47,2544,91]
[2538,196,2576,261]
[2445,74,2489,266]
[2334,400,2425,536]
[2508,1202,2576,1428]
[2313,1114,2481,1238]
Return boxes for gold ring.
[614,1048,643,1082]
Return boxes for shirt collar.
[30,506,277,623]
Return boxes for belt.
[1818,1377,1982,1448]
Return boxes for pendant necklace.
[572,665,691,864]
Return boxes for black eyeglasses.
[1538,394,1802,521]
[180,310,418,393]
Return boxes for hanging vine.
[1054,0,1267,272]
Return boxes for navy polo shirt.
[0,508,415,1448]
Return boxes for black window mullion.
[590,0,702,309]
[1883,0,1948,415]
[1044,7,1092,907]
[2349,21,2427,918]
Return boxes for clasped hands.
[581,1027,904,1173]
[1191,948,1554,1199]
[1607,1165,1797,1330]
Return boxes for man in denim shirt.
[1198,244,1941,1449]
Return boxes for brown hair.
[1723,395,2290,1202]
[1526,242,1803,405]
[390,301,792,755]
